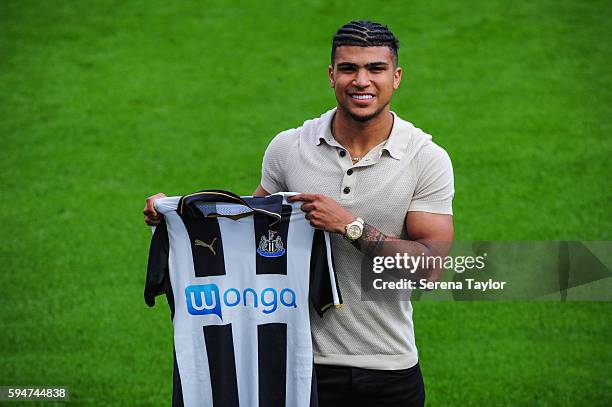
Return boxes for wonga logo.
[185,284,222,319]
[185,284,297,320]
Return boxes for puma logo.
[194,238,217,255]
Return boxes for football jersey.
[145,190,342,407]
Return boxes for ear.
[393,66,403,90]
[328,65,335,88]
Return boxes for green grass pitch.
[1,0,610,405]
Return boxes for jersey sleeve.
[309,230,342,317]
[408,143,455,215]
[144,218,172,307]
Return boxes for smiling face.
[329,45,402,122]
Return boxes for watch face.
[348,224,361,239]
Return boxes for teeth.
[351,94,373,100]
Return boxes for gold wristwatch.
[344,217,364,241]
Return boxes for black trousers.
[314,363,425,407]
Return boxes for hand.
[287,194,356,234]
[143,192,167,226]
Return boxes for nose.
[353,68,370,88]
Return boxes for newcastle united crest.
[257,230,286,258]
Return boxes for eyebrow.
[336,61,390,69]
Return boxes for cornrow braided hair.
[331,20,399,65]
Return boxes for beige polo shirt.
[260,108,454,369]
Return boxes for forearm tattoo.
[352,222,388,257]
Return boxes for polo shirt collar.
[315,108,408,160]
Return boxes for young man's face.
[329,45,402,122]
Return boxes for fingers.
[300,202,316,213]
[304,212,322,229]
[287,194,319,203]
[144,214,161,226]
[297,198,322,226]
[297,200,317,228]
[143,192,167,226]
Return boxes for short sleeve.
[144,218,171,307]
[408,143,454,215]
[309,230,342,317]
[260,130,296,193]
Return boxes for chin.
[346,104,389,123]
[348,110,379,122]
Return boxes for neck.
[332,106,394,154]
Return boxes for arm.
[252,185,270,197]
[287,194,453,282]
[356,212,453,282]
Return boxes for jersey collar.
[179,190,283,222]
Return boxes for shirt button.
[343,187,351,194]
[346,169,353,175]
[339,150,346,157]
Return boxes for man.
[145,21,454,406]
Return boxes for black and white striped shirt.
[145,190,342,407]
